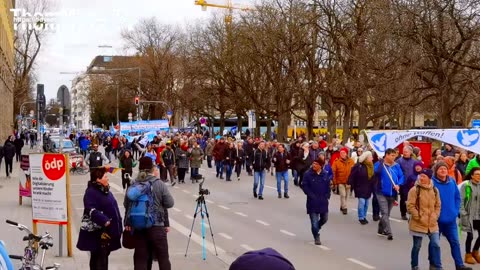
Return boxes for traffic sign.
[473,119,480,128]
[167,110,173,119]
[200,117,206,127]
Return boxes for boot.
[473,251,480,263]
[464,253,476,265]
[314,235,321,245]
[278,193,282,199]
[284,193,289,199]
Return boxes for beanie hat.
[340,147,349,154]
[420,169,433,179]
[359,151,372,163]
[433,160,448,176]
[413,160,424,169]
[229,248,295,270]
[139,156,154,171]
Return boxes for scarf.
[364,161,374,179]
[90,181,110,194]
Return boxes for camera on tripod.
[198,177,210,196]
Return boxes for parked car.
[49,138,78,155]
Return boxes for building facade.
[0,0,15,138]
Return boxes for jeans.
[357,198,369,220]
[430,221,464,267]
[309,213,328,238]
[90,249,110,270]
[376,193,395,235]
[207,156,212,168]
[253,171,266,196]
[412,233,441,268]
[134,226,171,270]
[372,193,380,217]
[276,170,289,194]
[215,160,224,177]
[292,169,298,184]
[225,164,233,180]
[190,167,199,179]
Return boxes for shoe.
[253,191,257,198]
[456,266,473,270]
[314,236,321,245]
[258,196,264,200]
[412,266,419,270]
[377,231,388,237]
[238,177,240,181]
[359,220,367,225]
[226,178,232,181]
[465,253,476,264]
[373,215,380,221]
[294,180,299,186]
[341,208,347,215]
[216,174,219,178]
[364,219,369,224]
[278,193,282,198]
[472,251,480,263]
[387,235,393,240]
[220,176,224,179]
[402,215,408,220]
[284,193,289,199]
[171,181,176,187]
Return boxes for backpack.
[126,179,159,230]
[415,185,438,216]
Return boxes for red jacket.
[155,146,165,165]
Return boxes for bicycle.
[69,159,89,175]
[6,219,60,270]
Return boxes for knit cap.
[229,248,295,270]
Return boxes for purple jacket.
[77,183,123,252]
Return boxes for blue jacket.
[79,136,90,151]
[374,161,404,197]
[432,175,461,224]
[302,168,331,214]
[77,183,123,252]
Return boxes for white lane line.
[240,244,254,251]
[206,199,215,204]
[350,209,403,223]
[347,258,376,269]
[280,230,296,237]
[218,205,230,210]
[235,212,248,217]
[184,214,194,220]
[218,233,233,240]
[182,189,191,194]
[314,243,331,251]
[173,186,179,189]
[265,185,276,190]
[108,177,234,264]
[256,220,270,226]
[172,207,182,213]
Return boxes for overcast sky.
[31,0,252,99]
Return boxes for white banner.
[30,153,68,224]
[366,129,480,157]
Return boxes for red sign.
[42,154,66,181]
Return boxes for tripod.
[185,193,218,260]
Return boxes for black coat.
[3,141,15,160]
[295,149,313,173]
[348,163,375,199]
[14,138,24,151]
[250,149,268,172]
[224,147,237,166]
[273,151,290,172]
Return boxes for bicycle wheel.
[78,167,89,175]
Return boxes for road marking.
[218,205,230,210]
[280,230,296,237]
[185,214,194,220]
[350,209,403,223]
[265,185,276,190]
[347,258,376,269]
[235,212,248,217]
[108,179,235,264]
[206,199,215,204]
[182,189,191,194]
[256,220,270,226]
[173,186,179,189]
[240,244,254,251]
[312,243,331,251]
[172,207,182,212]
[218,233,233,240]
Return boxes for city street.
[0,151,472,270]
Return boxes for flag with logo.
[106,167,122,174]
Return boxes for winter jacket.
[460,180,480,233]
[205,143,214,156]
[76,183,123,252]
[119,155,134,174]
[3,141,15,160]
[374,161,405,197]
[332,157,355,185]
[212,142,227,161]
[456,160,469,177]
[251,149,268,172]
[160,148,176,167]
[175,148,190,169]
[235,148,245,164]
[302,168,331,214]
[13,138,24,152]
[348,163,375,199]
[295,149,313,174]
[190,147,204,168]
[289,144,300,169]
[244,142,254,161]
[309,147,322,161]
[407,180,441,234]
[397,157,417,195]
[466,156,480,176]
[432,175,461,224]
[273,151,290,172]
[224,147,237,166]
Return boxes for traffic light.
[135,97,139,106]
[32,119,37,126]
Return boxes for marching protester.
[406,168,442,270]
[235,141,245,181]
[175,140,190,184]
[397,146,417,220]
[457,152,470,178]
[374,148,404,240]
[160,141,177,186]
[250,141,269,200]
[224,142,236,182]
[295,142,313,187]
[77,168,123,270]
[213,137,227,179]
[85,144,110,169]
[301,158,331,245]
[103,137,113,163]
[3,136,15,178]
[432,161,472,270]
[273,143,291,199]
[13,135,24,163]
[460,167,480,265]
[205,138,214,168]
[119,149,136,190]
[348,151,375,224]
[189,141,204,181]
[332,147,355,215]
[124,157,174,270]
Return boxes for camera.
[198,178,210,196]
